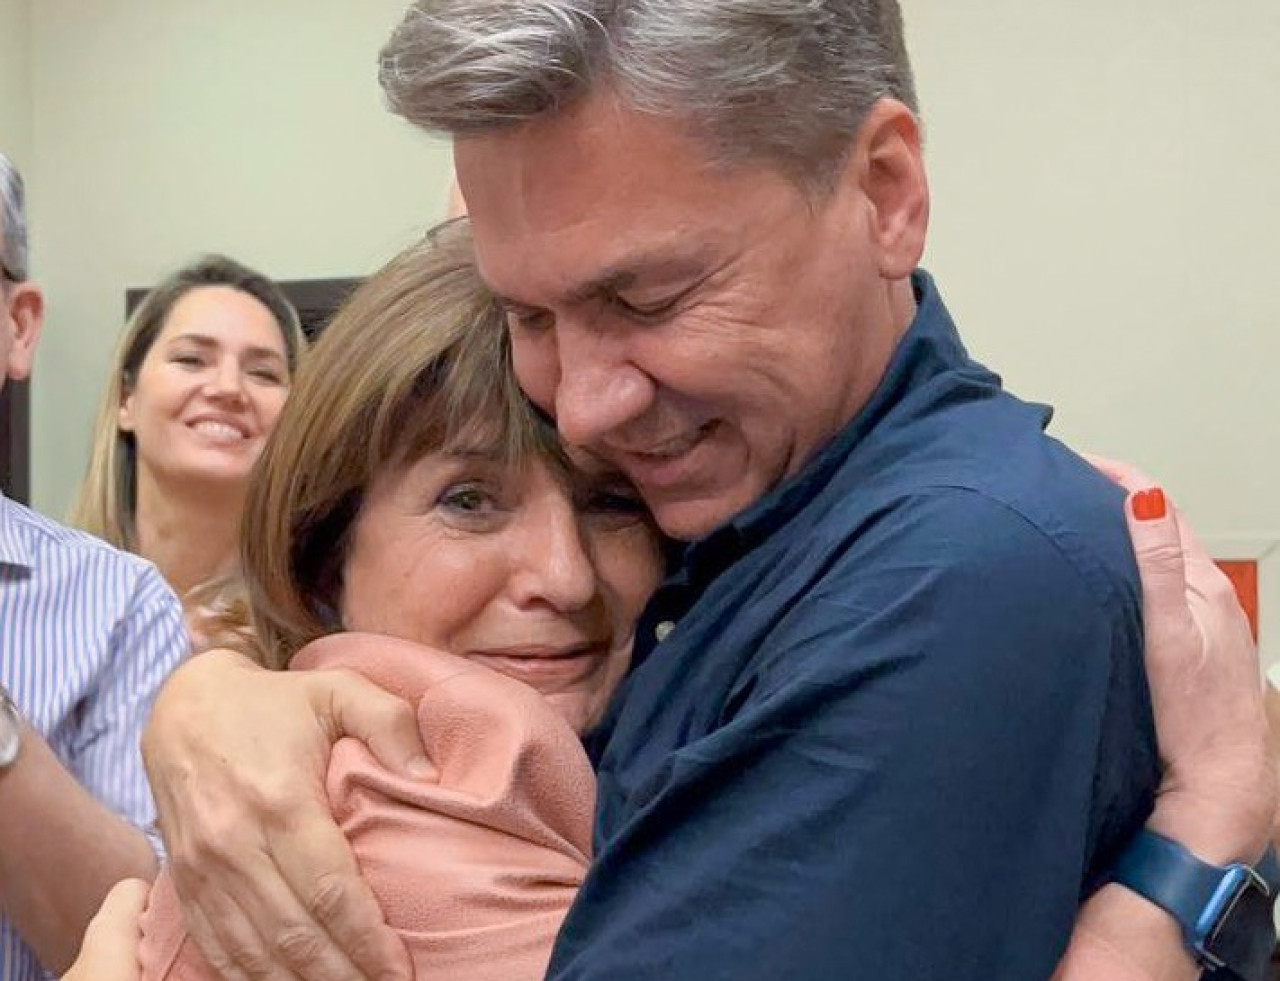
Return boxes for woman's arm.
[0,724,157,973]
[1057,475,1277,980]
[61,879,150,981]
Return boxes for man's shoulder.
[6,494,139,563]
[1,496,170,600]
[812,400,1135,587]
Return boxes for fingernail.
[1132,487,1167,522]
[405,755,432,779]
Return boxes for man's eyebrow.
[492,273,632,313]
[494,253,706,312]
[565,268,639,305]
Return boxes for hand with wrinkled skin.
[61,879,148,981]
[143,649,426,981]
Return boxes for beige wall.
[13,2,1280,656]
[0,0,32,174]
[906,1,1280,658]
[26,0,450,514]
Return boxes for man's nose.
[552,326,654,447]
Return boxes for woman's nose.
[205,359,246,402]
[510,496,597,612]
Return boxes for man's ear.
[846,98,930,280]
[4,282,44,381]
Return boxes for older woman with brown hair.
[125,220,661,981]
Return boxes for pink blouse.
[139,632,596,981]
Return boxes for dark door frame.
[125,276,361,339]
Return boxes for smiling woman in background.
[72,255,305,636]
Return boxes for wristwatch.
[0,684,21,768]
[1110,829,1280,980]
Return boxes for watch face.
[1204,876,1277,978]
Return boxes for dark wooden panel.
[0,379,30,504]
[126,277,362,340]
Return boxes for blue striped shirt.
[0,493,188,981]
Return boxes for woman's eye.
[580,487,649,529]
[439,484,494,514]
[589,491,646,514]
[248,367,286,385]
[171,353,205,368]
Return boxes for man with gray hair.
[0,151,188,981]
[140,4,1276,981]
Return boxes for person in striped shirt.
[0,150,190,981]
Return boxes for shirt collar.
[0,493,32,569]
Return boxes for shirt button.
[655,620,676,643]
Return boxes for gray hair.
[0,152,28,282]
[379,0,918,193]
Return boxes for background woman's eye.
[171,353,206,368]
[248,367,286,384]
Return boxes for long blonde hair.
[71,254,305,550]
[238,220,562,669]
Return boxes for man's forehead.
[453,90,726,232]
[471,218,712,313]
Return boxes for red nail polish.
[1132,488,1167,522]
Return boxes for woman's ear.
[117,378,136,433]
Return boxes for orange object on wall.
[1214,560,1259,642]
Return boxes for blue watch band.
[1110,829,1280,978]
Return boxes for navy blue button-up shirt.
[549,271,1159,981]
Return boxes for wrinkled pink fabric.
[139,632,596,981]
